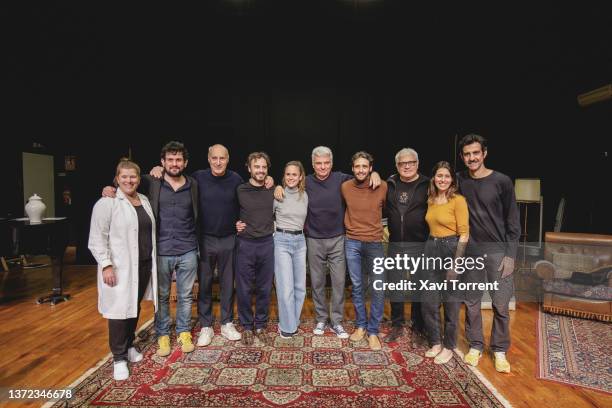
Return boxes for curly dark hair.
[160,141,189,161]
[245,151,271,169]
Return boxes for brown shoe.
[255,328,269,345]
[350,327,366,342]
[242,330,254,346]
[384,326,403,343]
[368,335,382,350]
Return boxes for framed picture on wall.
[64,155,76,171]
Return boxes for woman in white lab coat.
[88,158,158,381]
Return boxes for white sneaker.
[221,322,242,341]
[196,327,214,347]
[313,322,327,335]
[113,361,129,381]
[127,347,143,363]
[332,324,349,339]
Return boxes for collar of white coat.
[115,188,137,201]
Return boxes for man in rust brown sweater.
[341,151,388,350]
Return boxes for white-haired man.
[276,146,380,338]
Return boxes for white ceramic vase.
[25,194,46,224]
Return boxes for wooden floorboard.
[0,256,609,407]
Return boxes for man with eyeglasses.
[384,148,430,343]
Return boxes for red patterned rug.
[537,308,612,394]
[49,321,509,407]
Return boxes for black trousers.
[387,242,425,330]
[198,234,236,327]
[421,237,461,349]
[108,259,151,362]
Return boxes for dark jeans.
[198,234,236,327]
[235,235,274,330]
[109,259,151,362]
[463,250,514,352]
[421,236,461,349]
[387,242,425,330]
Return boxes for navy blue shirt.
[192,169,243,237]
[157,178,198,256]
[304,171,352,239]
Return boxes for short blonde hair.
[114,158,141,186]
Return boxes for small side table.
[9,218,71,305]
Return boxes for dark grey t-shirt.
[457,170,521,257]
[237,182,275,239]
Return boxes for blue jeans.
[345,238,385,335]
[155,250,198,336]
[274,232,307,333]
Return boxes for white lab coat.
[88,189,158,319]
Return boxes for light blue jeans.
[155,249,198,336]
[345,238,385,335]
[274,232,307,333]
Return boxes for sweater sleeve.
[455,195,470,236]
[340,172,353,183]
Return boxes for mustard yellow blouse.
[425,194,469,238]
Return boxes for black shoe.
[255,328,269,345]
[242,330,254,346]
[279,330,295,339]
[407,320,425,335]
[384,326,403,343]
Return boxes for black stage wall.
[3,2,611,262]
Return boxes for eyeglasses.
[397,161,418,168]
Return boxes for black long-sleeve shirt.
[457,170,521,258]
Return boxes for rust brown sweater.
[341,178,388,242]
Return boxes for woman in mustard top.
[422,161,469,365]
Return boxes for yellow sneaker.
[368,335,382,350]
[178,332,195,353]
[157,335,171,357]
[494,352,511,373]
[350,328,366,342]
[464,348,482,367]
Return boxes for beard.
[252,172,266,182]
[165,166,184,177]
[355,173,369,182]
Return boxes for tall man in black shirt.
[235,152,276,346]
[457,134,520,373]
[384,148,430,343]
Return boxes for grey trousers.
[463,251,514,352]
[306,235,346,326]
